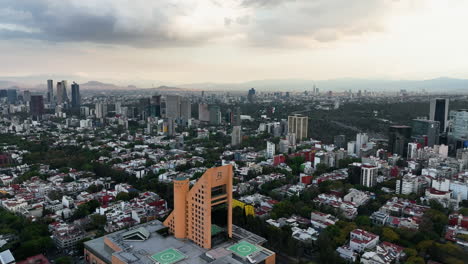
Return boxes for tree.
[405,256,425,264]
[382,227,399,242]
[90,214,107,230]
[55,256,72,264]
[116,192,131,201]
[355,215,371,227]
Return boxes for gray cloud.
[0,0,395,48]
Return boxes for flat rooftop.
[84,220,274,264]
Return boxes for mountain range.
[0,77,467,93]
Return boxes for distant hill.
[178,77,468,93]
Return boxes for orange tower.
[164,165,233,249]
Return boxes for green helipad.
[227,241,260,257]
[150,248,186,264]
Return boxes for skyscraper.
[361,165,378,187]
[6,89,17,104]
[429,98,449,133]
[61,80,69,103]
[95,103,108,118]
[180,97,191,126]
[388,125,412,157]
[355,133,369,156]
[247,88,256,103]
[412,119,440,147]
[30,95,44,120]
[198,103,210,122]
[71,82,81,108]
[266,141,276,158]
[209,105,221,125]
[231,126,242,146]
[56,82,64,104]
[448,109,468,141]
[232,107,241,126]
[47,79,54,103]
[288,114,308,141]
[166,95,181,120]
[150,95,161,117]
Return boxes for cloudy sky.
[1,0,467,85]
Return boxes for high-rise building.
[388,125,412,157]
[209,105,221,125]
[164,165,233,248]
[361,164,378,187]
[56,82,64,105]
[61,80,69,102]
[180,98,191,126]
[23,90,31,103]
[71,82,81,108]
[198,103,210,122]
[288,114,308,141]
[334,135,347,149]
[150,95,161,117]
[266,141,276,158]
[6,89,17,104]
[247,88,256,103]
[449,109,468,141]
[231,126,242,146]
[166,95,181,120]
[232,107,241,126]
[429,98,449,133]
[407,142,419,160]
[47,80,54,103]
[95,103,108,119]
[411,119,440,147]
[355,133,369,156]
[30,95,44,120]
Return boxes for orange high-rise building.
[164,164,233,249]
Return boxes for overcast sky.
[1,0,467,85]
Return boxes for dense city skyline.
[1,0,468,84]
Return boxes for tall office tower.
[61,80,69,102]
[334,135,347,149]
[247,88,256,103]
[30,95,44,120]
[411,119,440,147]
[266,141,276,158]
[71,82,81,108]
[47,80,54,103]
[164,165,233,249]
[361,164,378,187]
[22,90,31,103]
[166,95,181,119]
[115,102,122,115]
[56,82,64,104]
[180,97,191,126]
[429,98,449,133]
[231,126,242,146]
[232,107,241,126]
[355,133,369,156]
[407,142,419,160]
[288,114,308,141]
[388,125,412,157]
[448,109,468,141]
[209,105,221,125]
[347,141,357,155]
[0,90,6,98]
[150,95,161,117]
[6,89,17,104]
[95,103,108,118]
[198,103,210,122]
